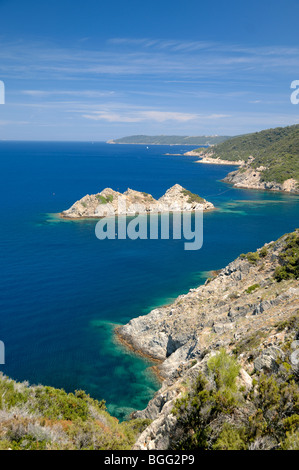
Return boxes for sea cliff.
[117,230,299,450]
[223,167,299,193]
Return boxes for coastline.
[107,141,207,146]
[59,207,217,220]
[115,230,299,372]
[115,230,299,450]
[114,326,165,384]
[196,157,244,165]
[114,325,163,365]
[184,150,244,165]
[223,169,299,195]
[184,151,299,195]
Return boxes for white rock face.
[224,168,299,194]
[60,184,215,218]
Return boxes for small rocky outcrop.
[116,230,299,450]
[60,184,214,218]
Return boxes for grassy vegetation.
[239,231,298,282]
[232,331,268,356]
[0,375,150,450]
[240,251,260,265]
[181,189,204,204]
[197,124,299,184]
[96,194,114,204]
[245,283,260,294]
[240,245,270,265]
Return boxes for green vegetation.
[198,124,299,184]
[141,192,153,200]
[181,189,204,204]
[274,231,299,281]
[212,423,247,450]
[240,245,270,265]
[173,344,299,450]
[240,251,260,265]
[245,283,260,294]
[0,374,149,450]
[275,314,299,333]
[110,135,230,145]
[96,194,114,204]
[259,246,268,258]
[232,330,268,356]
[173,350,242,449]
[207,349,240,391]
[240,231,298,281]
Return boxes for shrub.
[246,252,260,264]
[259,246,268,258]
[212,423,247,450]
[282,431,299,450]
[173,344,299,451]
[274,232,299,281]
[245,284,260,294]
[207,349,240,391]
[181,190,204,204]
[96,195,108,204]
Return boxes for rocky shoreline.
[60,184,215,219]
[223,168,299,194]
[185,150,244,165]
[116,230,299,449]
[184,150,299,194]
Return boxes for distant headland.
[185,124,299,194]
[107,135,231,146]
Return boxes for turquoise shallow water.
[0,141,298,419]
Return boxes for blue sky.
[0,0,298,140]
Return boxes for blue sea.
[0,141,298,419]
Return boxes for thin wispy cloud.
[1,35,298,139]
[1,37,299,81]
[22,90,115,98]
[83,110,199,123]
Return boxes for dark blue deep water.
[0,141,298,419]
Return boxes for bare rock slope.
[116,230,299,450]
